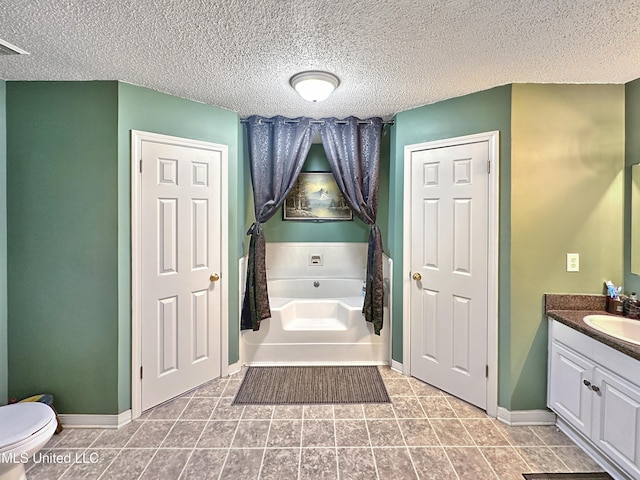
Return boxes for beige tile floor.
[24,366,604,479]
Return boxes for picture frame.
[283,172,353,221]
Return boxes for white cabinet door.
[549,341,595,437]
[592,367,640,478]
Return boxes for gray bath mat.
[232,366,391,405]
[522,473,613,479]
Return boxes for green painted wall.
[2,78,628,415]
[5,81,241,415]
[7,82,120,413]
[117,83,242,411]
[510,84,625,409]
[625,79,640,294]
[378,127,391,252]
[389,85,513,392]
[391,84,624,411]
[0,81,7,405]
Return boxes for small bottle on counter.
[623,292,639,318]
[607,296,625,315]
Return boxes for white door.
[409,140,489,409]
[139,137,222,411]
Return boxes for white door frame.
[402,131,499,417]
[130,130,229,419]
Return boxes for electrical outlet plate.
[567,253,579,272]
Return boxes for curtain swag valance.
[241,115,386,335]
[240,118,394,126]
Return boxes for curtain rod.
[239,119,394,126]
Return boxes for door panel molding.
[402,131,499,417]
[131,130,229,419]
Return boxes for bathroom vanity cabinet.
[548,318,640,480]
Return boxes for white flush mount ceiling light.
[290,71,340,102]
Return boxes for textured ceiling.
[1,0,640,119]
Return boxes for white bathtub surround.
[264,242,369,279]
[240,243,391,365]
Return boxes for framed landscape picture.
[283,172,353,221]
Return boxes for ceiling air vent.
[0,39,29,56]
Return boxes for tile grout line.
[297,405,305,480]
[362,403,381,480]
[87,429,106,450]
[176,394,224,480]
[409,378,460,480]
[434,394,462,480]
[455,411,500,480]
[28,368,593,480]
[390,386,422,479]
[215,422,243,478]
[210,381,229,480]
[256,405,276,479]
[135,397,192,480]
[59,442,104,480]
[26,429,72,478]
[490,419,537,472]
[332,405,339,480]
[94,445,129,480]
[215,377,242,480]
[92,424,147,480]
[493,419,540,474]
[171,393,205,480]
[530,427,573,473]
[525,425,568,473]
[476,422,523,478]
[96,410,158,480]
[50,450,76,480]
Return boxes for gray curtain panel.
[319,117,385,334]
[241,116,314,331]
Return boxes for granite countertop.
[545,294,640,361]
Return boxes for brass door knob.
[210,273,220,282]
[412,272,422,281]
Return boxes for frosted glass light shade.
[290,71,340,102]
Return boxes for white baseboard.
[496,407,556,426]
[391,360,403,374]
[58,410,132,429]
[227,361,242,376]
[244,361,387,367]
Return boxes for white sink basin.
[583,314,640,346]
